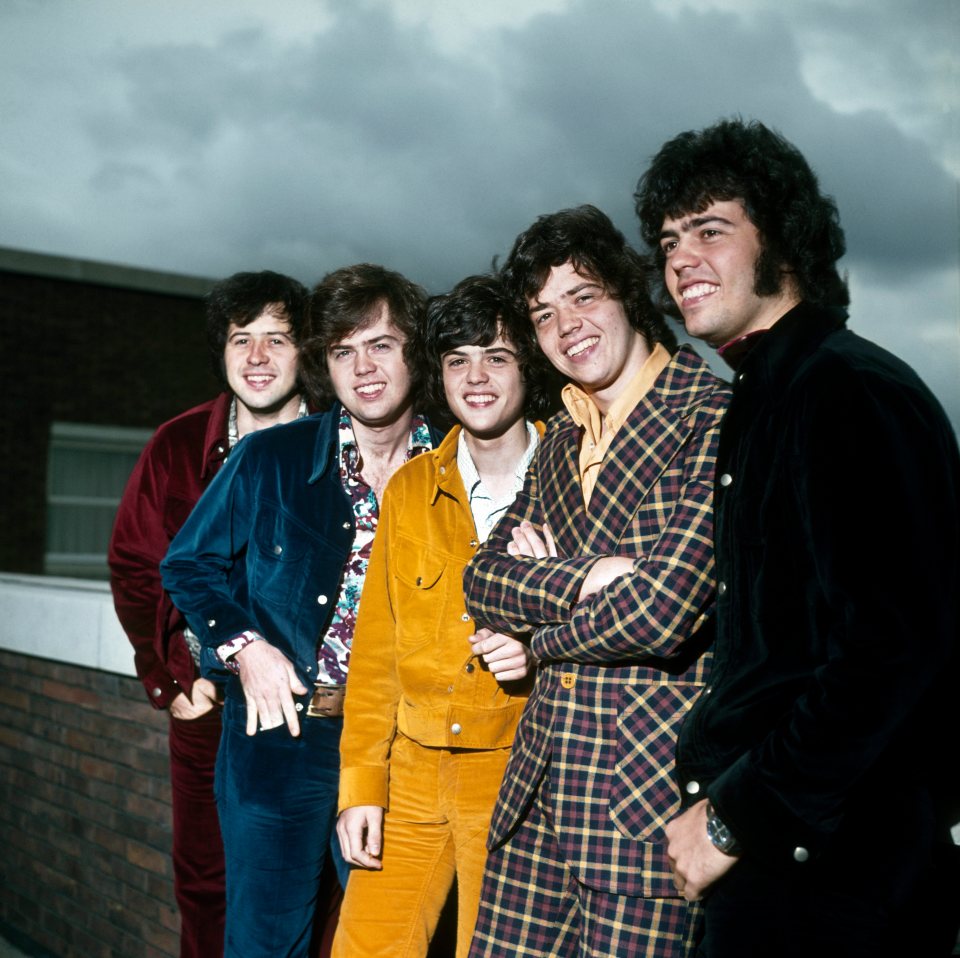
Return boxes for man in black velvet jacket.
[635,118,960,957]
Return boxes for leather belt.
[307,683,345,718]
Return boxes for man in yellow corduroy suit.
[332,274,555,958]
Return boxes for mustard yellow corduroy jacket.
[338,423,540,812]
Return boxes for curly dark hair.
[501,204,677,354]
[301,263,427,408]
[422,274,557,422]
[205,271,310,387]
[634,118,849,312]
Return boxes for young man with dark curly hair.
[635,117,960,957]
[109,269,312,958]
[463,206,732,957]
[333,274,553,958]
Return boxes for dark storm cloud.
[67,0,955,294]
[0,0,955,425]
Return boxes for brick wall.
[0,649,177,958]
[0,253,217,576]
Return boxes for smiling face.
[660,199,800,348]
[528,260,650,414]
[441,330,526,441]
[325,302,413,429]
[224,308,301,425]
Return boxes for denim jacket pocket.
[251,509,317,608]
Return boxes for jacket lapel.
[583,389,689,553]
[538,417,593,546]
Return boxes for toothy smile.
[681,282,719,302]
[565,336,599,358]
[356,382,385,397]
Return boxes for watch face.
[706,805,739,855]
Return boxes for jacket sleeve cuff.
[139,669,181,710]
[216,630,265,672]
[338,766,389,814]
[708,756,825,871]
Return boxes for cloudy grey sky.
[2,0,958,427]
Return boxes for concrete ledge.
[0,245,214,298]
[0,573,135,677]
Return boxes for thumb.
[287,663,308,695]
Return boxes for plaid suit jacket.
[463,346,731,898]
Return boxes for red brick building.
[0,247,218,957]
[0,245,218,579]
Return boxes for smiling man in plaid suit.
[463,205,731,957]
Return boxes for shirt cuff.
[216,629,264,673]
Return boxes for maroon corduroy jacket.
[108,393,232,708]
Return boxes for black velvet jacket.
[676,302,960,881]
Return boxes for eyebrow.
[529,281,602,312]
[444,345,517,357]
[228,329,292,339]
[329,333,401,351]
[659,214,736,240]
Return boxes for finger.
[288,669,308,697]
[489,654,526,675]
[245,698,259,737]
[346,829,368,866]
[365,818,382,858]
[354,848,383,870]
[507,526,527,556]
[336,820,354,864]
[281,694,301,738]
[510,524,543,558]
[520,522,548,559]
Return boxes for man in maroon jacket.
[108,270,311,958]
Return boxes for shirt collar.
[338,408,432,479]
[562,342,671,444]
[456,420,539,500]
[456,421,540,541]
[227,395,309,455]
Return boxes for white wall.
[0,572,135,677]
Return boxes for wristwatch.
[705,801,741,855]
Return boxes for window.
[45,422,153,579]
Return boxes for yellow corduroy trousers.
[332,732,512,958]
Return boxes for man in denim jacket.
[162,264,441,958]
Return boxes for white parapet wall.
[0,572,136,677]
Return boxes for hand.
[577,556,634,602]
[506,521,557,559]
[168,677,221,721]
[337,805,384,870]
[665,799,739,901]
[468,628,536,683]
[234,641,308,737]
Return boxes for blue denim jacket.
[161,404,439,690]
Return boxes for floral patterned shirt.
[315,410,432,684]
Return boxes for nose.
[353,348,376,375]
[466,358,488,383]
[669,236,699,273]
[247,337,269,364]
[556,304,581,338]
